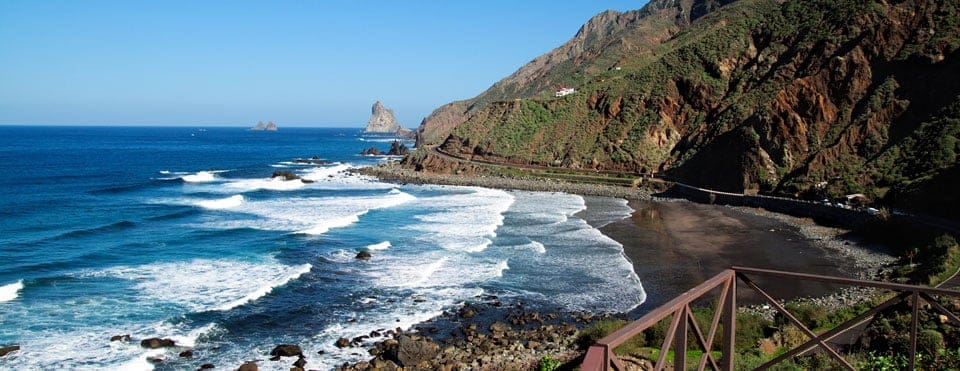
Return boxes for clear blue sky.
[0,1,646,127]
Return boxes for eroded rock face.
[365,101,406,135]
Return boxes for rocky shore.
[357,161,651,200]
[335,301,594,371]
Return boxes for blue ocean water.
[0,126,644,370]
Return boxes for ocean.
[0,126,644,370]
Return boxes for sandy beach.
[603,199,893,312]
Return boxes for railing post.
[909,290,920,369]
[723,275,736,371]
[675,307,688,369]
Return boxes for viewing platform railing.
[581,267,960,370]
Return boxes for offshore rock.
[269,344,302,358]
[0,345,19,357]
[250,121,278,131]
[140,338,176,349]
[364,101,409,135]
[387,141,410,156]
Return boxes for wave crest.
[0,280,24,302]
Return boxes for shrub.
[538,355,561,371]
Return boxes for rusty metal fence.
[582,266,960,370]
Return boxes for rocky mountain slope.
[409,0,960,220]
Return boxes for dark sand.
[603,200,857,314]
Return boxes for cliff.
[364,101,409,135]
[410,0,960,220]
[414,0,735,146]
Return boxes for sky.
[0,1,646,127]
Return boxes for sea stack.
[364,101,409,135]
[251,121,278,131]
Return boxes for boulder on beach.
[396,335,439,367]
[0,344,20,357]
[269,344,302,358]
[140,338,176,349]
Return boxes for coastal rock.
[200,363,215,369]
[251,121,278,131]
[238,361,258,371]
[140,338,176,349]
[0,345,20,357]
[387,141,410,156]
[335,337,351,348]
[364,101,407,135]
[293,156,330,165]
[360,147,382,156]
[110,334,131,342]
[356,251,372,260]
[271,170,300,181]
[269,344,303,358]
[271,170,314,184]
[179,350,194,358]
[396,335,439,367]
[293,356,307,368]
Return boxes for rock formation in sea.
[251,121,278,131]
[359,141,410,156]
[364,101,410,135]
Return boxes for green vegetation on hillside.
[428,0,960,219]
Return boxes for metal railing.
[582,267,960,370]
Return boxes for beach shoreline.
[331,163,896,369]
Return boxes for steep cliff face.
[415,0,720,146]
[412,0,960,219]
[364,101,408,135]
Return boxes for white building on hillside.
[555,87,576,97]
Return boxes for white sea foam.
[90,258,312,312]
[522,241,547,254]
[196,190,416,235]
[358,137,414,143]
[181,171,219,183]
[0,280,23,302]
[365,241,391,251]
[194,194,244,210]
[295,214,361,235]
[406,187,514,252]
[299,163,352,181]
[222,177,307,191]
[493,191,645,312]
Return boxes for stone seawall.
[661,182,876,229]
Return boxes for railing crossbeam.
[737,273,855,370]
[920,292,960,326]
[757,292,910,369]
[581,267,960,371]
